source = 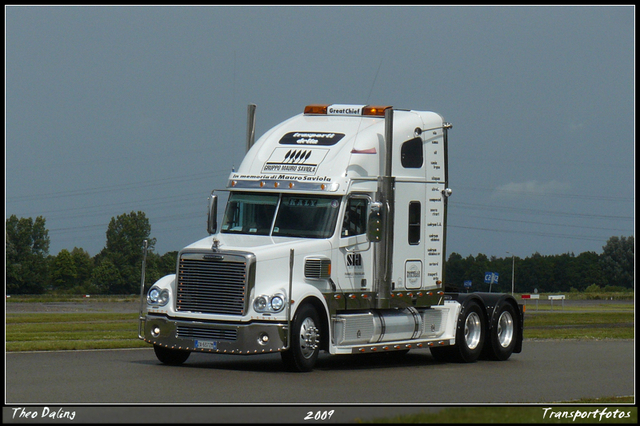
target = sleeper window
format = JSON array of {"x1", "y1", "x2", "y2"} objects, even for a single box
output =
[
  {"x1": 408, "y1": 201, "x2": 421, "y2": 245},
  {"x1": 401, "y1": 137, "x2": 423, "y2": 168}
]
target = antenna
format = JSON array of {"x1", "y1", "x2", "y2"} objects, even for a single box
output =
[{"x1": 366, "y1": 59, "x2": 383, "y2": 104}]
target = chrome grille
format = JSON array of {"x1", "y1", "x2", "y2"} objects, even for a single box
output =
[
  {"x1": 176, "y1": 325, "x2": 237, "y2": 341},
  {"x1": 176, "y1": 254, "x2": 248, "y2": 315}
]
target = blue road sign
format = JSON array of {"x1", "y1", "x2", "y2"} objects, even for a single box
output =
[
  {"x1": 484, "y1": 272, "x2": 499, "y2": 284},
  {"x1": 464, "y1": 280, "x2": 472, "y2": 288}
]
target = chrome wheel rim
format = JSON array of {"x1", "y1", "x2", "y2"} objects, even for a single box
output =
[
  {"x1": 299, "y1": 317, "x2": 319, "y2": 359},
  {"x1": 497, "y1": 311, "x2": 514, "y2": 348},
  {"x1": 464, "y1": 312, "x2": 482, "y2": 350}
]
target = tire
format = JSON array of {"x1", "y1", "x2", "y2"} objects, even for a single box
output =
[
  {"x1": 153, "y1": 345, "x2": 191, "y2": 366},
  {"x1": 483, "y1": 301, "x2": 518, "y2": 361},
  {"x1": 432, "y1": 300, "x2": 485, "y2": 363},
  {"x1": 281, "y1": 304, "x2": 321, "y2": 372}
]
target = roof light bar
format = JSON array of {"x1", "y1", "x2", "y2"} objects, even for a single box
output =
[{"x1": 304, "y1": 104, "x2": 392, "y2": 117}]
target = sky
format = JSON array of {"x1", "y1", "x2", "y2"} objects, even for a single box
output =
[{"x1": 5, "y1": 5, "x2": 635, "y2": 260}]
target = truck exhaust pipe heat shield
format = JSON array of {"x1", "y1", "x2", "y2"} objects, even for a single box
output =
[{"x1": 374, "y1": 108, "x2": 395, "y2": 309}]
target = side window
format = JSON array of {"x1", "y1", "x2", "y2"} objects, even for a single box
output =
[
  {"x1": 401, "y1": 137, "x2": 423, "y2": 168},
  {"x1": 408, "y1": 201, "x2": 421, "y2": 245},
  {"x1": 341, "y1": 197, "x2": 369, "y2": 237}
]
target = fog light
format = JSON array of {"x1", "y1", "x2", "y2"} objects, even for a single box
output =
[
  {"x1": 151, "y1": 326, "x2": 161, "y2": 337},
  {"x1": 258, "y1": 333, "x2": 269, "y2": 345}
]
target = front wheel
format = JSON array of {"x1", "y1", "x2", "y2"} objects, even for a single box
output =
[
  {"x1": 483, "y1": 301, "x2": 518, "y2": 361},
  {"x1": 153, "y1": 345, "x2": 191, "y2": 365},
  {"x1": 281, "y1": 304, "x2": 321, "y2": 372}
]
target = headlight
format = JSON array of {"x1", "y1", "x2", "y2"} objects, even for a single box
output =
[
  {"x1": 158, "y1": 290, "x2": 169, "y2": 306},
  {"x1": 253, "y1": 294, "x2": 286, "y2": 313},
  {"x1": 270, "y1": 295, "x2": 284, "y2": 312},
  {"x1": 147, "y1": 287, "x2": 169, "y2": 307},
  {"x1": 147, "y1": 288, "x2": 160, "y2": 304},
  {"x1": 253, "y1": 296, "x2": 268, "y2": 312}
]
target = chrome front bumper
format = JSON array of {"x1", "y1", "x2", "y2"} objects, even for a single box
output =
[{"x1": 141, "y1": 314, "x2": 289, "y2": 355}]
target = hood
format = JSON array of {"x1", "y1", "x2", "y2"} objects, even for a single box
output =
[{"x1": 181, "y1": 233, "x2": 333, "y2": 262}]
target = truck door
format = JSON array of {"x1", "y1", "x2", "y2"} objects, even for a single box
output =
[
  {"x1": 393, "y1": 182, "x2": 429, "y2": 290},
  {"x1": 335, "y1": 195, "x2": 374, "y2": 295}
]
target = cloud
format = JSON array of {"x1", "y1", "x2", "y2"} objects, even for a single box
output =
[{"x1": 492, "y1": 180, "x2": 571, "y2": 199}]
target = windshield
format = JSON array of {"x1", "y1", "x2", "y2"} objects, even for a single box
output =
[
  {"x1": 221, "y1": 193, "x2": 278, "y2": 235},
  {"x1": 221, "y1": 192, "x2": 341, "y2": 239},
  {"x1": 273, "y1": 195, "x2": 341, "y2": 238}
]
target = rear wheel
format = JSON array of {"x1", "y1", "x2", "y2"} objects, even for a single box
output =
[
  {"x1": 153, "y1": 345, "x2": 191, "y2": 365},
  {"x1": 483, "y1": 301, "x2": 518, "y2": 361},
  {"x1": 431, "y1": 300, "x2": 485, "y2": 363},
  {"x1": 281, "y1": 304, "x2": 321, "y2": 372}
]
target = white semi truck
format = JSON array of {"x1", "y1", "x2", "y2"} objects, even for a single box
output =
[{"x1": 138, "y1": 104, "x2": 524, "y2": 372}]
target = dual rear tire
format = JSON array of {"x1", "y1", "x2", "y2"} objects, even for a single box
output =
[
  {"x1": 483, "y1": 301, "x2": 518, "y2": 361},
  {"x1": 430, "y1": 299, "x2": 518, "y2": 363}
]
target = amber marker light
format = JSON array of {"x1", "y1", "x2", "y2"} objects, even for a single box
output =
[
  {"x1": 304, "y1": 104, "x2": 329, "y2": 114},
  {"x1": 362, "y1": 105, "x2": 391, "y2": 116}
]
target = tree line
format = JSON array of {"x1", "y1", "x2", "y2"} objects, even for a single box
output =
[
  {"x1": 5, "y1": 213, "x2": 635, "y2": 295},
  {"x1": 444, "y1": 236, "x2": 634, "y2": 294},
  {"x1": 6, "y1": 212, "x2": 176, "y2": 295}
]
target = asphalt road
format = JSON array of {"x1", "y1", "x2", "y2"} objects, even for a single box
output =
[{"x1": 5, "y1": 339, "x2": 635, "y2": 423}]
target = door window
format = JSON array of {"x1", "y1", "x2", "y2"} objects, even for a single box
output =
[{"x1": 341, "y1": 197, "x2": 369, "y2": 237}]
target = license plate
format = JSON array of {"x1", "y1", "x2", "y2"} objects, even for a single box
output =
[{"x1": 195, "y1": 340, "x2": 217, "y2": 350}]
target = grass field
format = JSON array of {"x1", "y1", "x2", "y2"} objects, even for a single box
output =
[
  {"x1": 5, "y1": 312, "x2": 148, "y2": 351},
  {"x1": 5, "y1": 295, "x2": 634, "y2": 351}
]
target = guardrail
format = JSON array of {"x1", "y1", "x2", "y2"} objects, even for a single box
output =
[
  {"x1": 548, "y1": 294, "x2": 565, "y2": 310},
  {"x1": 521, "y1": 294, "x2": 566, "y2": 310},
  {"x1": 521, "y1": 293, "x2": 540, "y2": 310}
]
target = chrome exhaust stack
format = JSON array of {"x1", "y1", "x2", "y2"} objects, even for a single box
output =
[
  {"x1": 374, "y1": 108, "x2": 395, "y2": 309},
  {"x1": 246, "y1": 103, "x2": 257, "y2": 152}
]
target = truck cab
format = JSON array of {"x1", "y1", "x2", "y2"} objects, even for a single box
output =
[{"x1": 139, "y1": 104, "x2": 523, "y2": 371}]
